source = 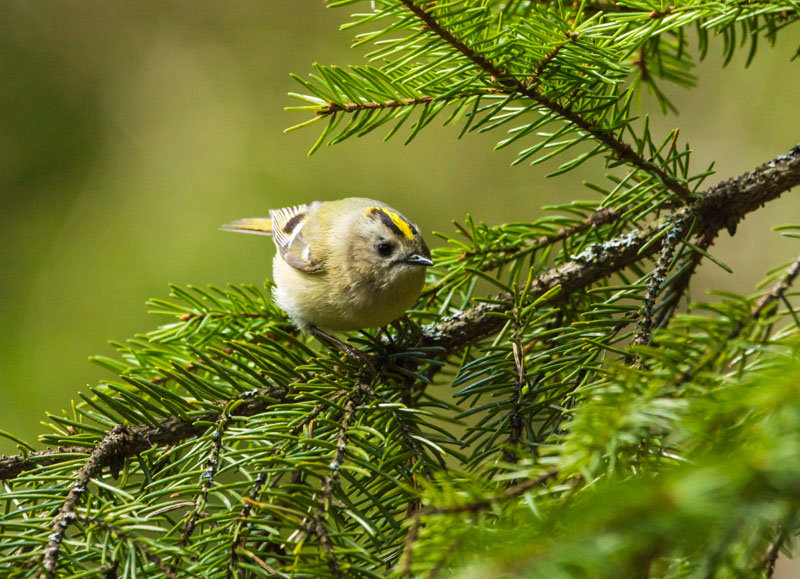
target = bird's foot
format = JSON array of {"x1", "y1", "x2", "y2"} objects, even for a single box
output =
[
  {"x1": 393, "y1": 316, "x2": 423, "y2": 347},
  {"x1": 309, "y1": 326, "x2": 376, "y2": 374}
]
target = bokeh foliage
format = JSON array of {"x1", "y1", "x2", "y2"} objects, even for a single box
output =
[{"x1": 2, "y1": 1, "x2": 800, "y2": 577}]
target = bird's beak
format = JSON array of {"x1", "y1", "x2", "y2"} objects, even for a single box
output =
[{"x1": 403, "y1": 253, "x2": 435, "y2": 267}]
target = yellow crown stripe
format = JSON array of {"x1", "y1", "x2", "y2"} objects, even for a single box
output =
[{"x1": 365, "y1": 207, "x2": 415, "y2": 239}]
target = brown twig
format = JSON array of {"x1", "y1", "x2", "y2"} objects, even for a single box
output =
[
  {"x1": 525, "y1": 31, "x2": 579, "y2": 89},
  {"x1": 506, "y1": 337, "x2": 527, "y2": 462},
  {"x1": 651, "y1": 229, "x2": 718, "y2": 331},
  {"x1": 0, "y1": 446, "x2": 92, "y2": 481},
  {"x1": 752, "y1": 255, "x2": 800, "y2": 320},
  {"x1": 178, "y1": 311, "x2": 274, "y2": 322},
  {"x1": 312, "y1": 393, "x2": 360, "y2": 578}
]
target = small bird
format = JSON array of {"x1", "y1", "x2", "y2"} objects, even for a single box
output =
[{"x1": 222, "y1": 198, "x2": 434, "y2": 337}]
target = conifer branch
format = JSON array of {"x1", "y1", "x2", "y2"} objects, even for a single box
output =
[
  {"x1": 506, "y1": 336, "x2": 527, "y2": 461},
  {"x1": 422, "y1": 144, "x2": 800, "y2": 351},
  {"x1": 40, "y1": 425, "x2": 132, "y2": 577},
  {"x1": 298, "y1": 389, "x2": 364, "y2": 578},
  {"x1": 421, "y1": 469, "x2": 559, "y2": 516},
  {"x1": 227, "y1": 393, "x2": 344, "y2": 577},
  {"x1": 75, "y1": 515, "x2": 178, "y2": 579},
  {"x1": 1, "y1": 147, "x2": 799, "y2": 489},
  {"x1": 422, "y1": 206, "x2": 621, "y2": 300},
  {"x1": 651, "y1": 229, "x2": 718, "y2": 331},
  {"x1": 315, "y1": 91, "x2": 498, "y2": 116},
  {"x1": 181, "y1": 412, "x2": 229, "y2": 545},
  {"x1": 752, "y1": 254, "x2": 800, "y2": 320},
  {"x1": 631, "y1": 220, "x2": 685, "y2": 351},
  {"x1": 2, "y1": 385, "x2": 288, "y2": 481},
  {"x1": 312, "y1": 510, "x2": 342, "y2": 579},
  {"x1": 396, "y1": 0, "x2": 694, "y2": 202},
  {"x1": 525, "y1": 35, "x2": 575, "y2": 89},
  {"x1": 29, "y1": 386, "x2": 285, "y2": 576},
  {"x1": 381, "y1": 392, "x2": 435, "y2": 477},
  {"x1": 459, "y1": 207, "x2": 620, "y2": 262},
  {"x1": 763, "y1": 527, "x2": 788, "y2": 578},
  {"x1": 0, "y1": 446, "x2": 92, "y2": 481},
  {"x1": 675, "y1": 250, "x2": 800, "y2": 389},
  {"x1": 401, "y1": 469, "x2": 559, "y2": 574},
  {"x1": 177, "y1": 311, "x2": 275, "y2": 322}
]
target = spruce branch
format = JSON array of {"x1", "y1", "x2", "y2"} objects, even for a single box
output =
[
  {"x1": 631, "y1": 219, "x2": 685, "y2": 351},
  {"x1": 2, "y1": 385, "x2": 288, "y2": 482},
  {"x1": 25, "y1": 386, "x2": 285, "y2": 576},
  {"x1": 180, "y1": 411, "x2": 229, "y2": 545},
  {"x1": 455, "y1": 206, "x2": 620, "y2": 264},
  {"x1": 525, "y1": 34, "x2": 575, "y2": 89},
  {"x1": 451, "y1": 355, "x2": 800, "y2": 576},
  {"x1": 40, "y1": 425, "x2": 132, "y2": 577},
  {"x1": 287, "y1": 384, "x2": 367, "y2": 577},
  {"x1": 379, "y1": 391, "x2": 436, "y2": 477},
  {"x1": 400, "y1": 469, "x2": 559, "y2": 574},
  {"x1": 421, "y1": 205, "x2": 623, "y2": 305},
  {"x1": 74, "y1": 515, "x2": 179, "y2": 579},
  {"x1": 0, "y1": 446, "x2": 93, "y2": 481},
  {"x1": 506, "y1": 337, "x2": 527, "y2": 459},
  {"x1": 651, "y1": 228, "x2": 718, "y2": 331},
  {"x1": 371, "y1": 0, "x2": 695, "y2": 202},
  {"x1": 763, "y1": 527, "x2": 788, "y2": 578},
  {"x1": 227, "y1": 392, "x2": 345, "y2": 577},
  {"x1": 314, "y1": 90, "x2": 499, "y2": 116},
  {"x1": 752, "y1": 254, "x2": 800, "y2": 321},
  {"x1": 422, "y1": 143, "x2": 800, "y2": 351},
  {"x1": 674, "y1": 251, "x2": 800, "y2": 389},
  {"x1": 1, "y1": 146, "x2": 799, "y2": 488}
]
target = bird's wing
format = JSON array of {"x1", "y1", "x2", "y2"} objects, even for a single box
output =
[{"x1": 269, "y1": 201, "x2": 324, "y2": 273}]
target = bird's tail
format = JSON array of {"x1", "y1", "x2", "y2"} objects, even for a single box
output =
[{"x1": 220, "y1": 217, "x2": 273, "y2": 236}]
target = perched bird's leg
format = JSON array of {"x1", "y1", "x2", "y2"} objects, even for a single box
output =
[
  {"x1": 373, "y1": 326, "x2": 393, "y2": 347},
  {"x1": 396, "y1": 316, "x2": 423, "y2": 346},
  {"x1": 309, "y1": 326, "x2": 376, "y2": 373}
]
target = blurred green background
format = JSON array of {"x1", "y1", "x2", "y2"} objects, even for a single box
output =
[{"x1": 1, "y1": 1, "x2": 799, "y2": 456}]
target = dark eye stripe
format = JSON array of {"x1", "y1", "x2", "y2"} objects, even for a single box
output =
[{"x1": 282, "y1": 212, "x2": 306, "y2": 235}]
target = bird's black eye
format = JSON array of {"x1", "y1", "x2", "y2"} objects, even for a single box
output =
[{"x1": 376, "y1": 241, "x2": 394, "y2": 257}]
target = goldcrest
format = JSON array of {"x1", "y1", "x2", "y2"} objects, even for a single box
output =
[{"x1": 223, "y1": 198, "x2": 434, "y2": 332}]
